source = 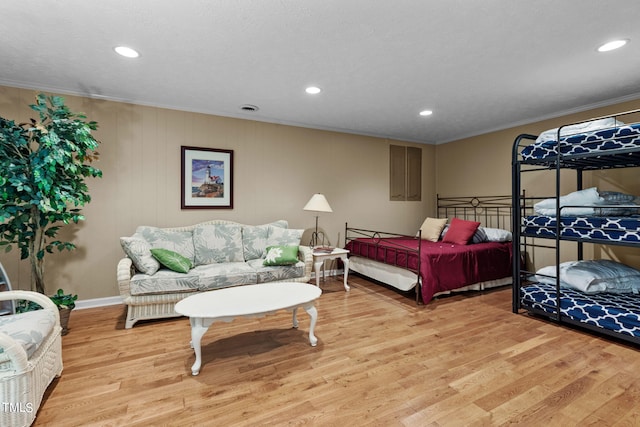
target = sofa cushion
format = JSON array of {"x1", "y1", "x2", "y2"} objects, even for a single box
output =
[
  {"x1": 193, "y1": 263, "x2": 258, "y2": 291},
  {"x1": 193, "y1": 224, "x2": 244, "y2": 265},
  {"x1": 242, "y1": 221, "x2": 289, "y2": 261},
  {"x1": 120, "y1": 235, "x2": 161, "y2": 275},
  {"x1": 129, "y1": 270, "x2": 200, "y2": 296},
  {"x1": 241, "y1": 224, "x2": 270, "y2": 261},
  {"x1": 267, "y1": 227, "x2": 303, "y2": 247},
  {"x1": 136, "y1": 226, "x2": 196, "y2": 264},
  {"x1": 150, "y1": 248, "x2": 193, "y2": 273},
  {"x1": 247, "y1": 258, "x2": 306, "y2": 283},
  {"x1": 0, "y1": 309, "x2": 56, "y2": 359}
]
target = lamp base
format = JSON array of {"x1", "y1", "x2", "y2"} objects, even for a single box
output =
[{"x1": 309, "y1": 230, "x2": 328, "y2": 247}]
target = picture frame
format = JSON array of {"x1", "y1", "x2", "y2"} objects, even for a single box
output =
[{"x1": 181, "y1": 146, "x2": 234, "y2": 209}]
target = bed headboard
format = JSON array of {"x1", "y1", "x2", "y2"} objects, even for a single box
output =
[{"x1": 437, "y1": 194, "x2": 513, "y2": 230}]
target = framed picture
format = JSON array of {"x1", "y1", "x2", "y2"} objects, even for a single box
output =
[{"x1": 181, "y1": 146, "x2": 234, "y2": 209}]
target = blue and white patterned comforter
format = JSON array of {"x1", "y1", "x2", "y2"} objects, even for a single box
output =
[
  {"x1": 521, "y1": 283, "x2": 640, "y2": 338},
  {"x1": 522, "y1": 215, "x2": 640, "y2": 243},
  {"x1": 521, "y1": 122, "x2": 640, "y2": 161}
]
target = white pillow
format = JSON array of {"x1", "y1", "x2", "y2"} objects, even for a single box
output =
[
  {"x1": 535, "y1": 118, "x2": 625, "y2": 144},
  {"x1": 536, "y1": 260, "x2": 640, "y2": 294},
  {"x1": 534, "y1": 187, "x2": 603, "y2": 216}
]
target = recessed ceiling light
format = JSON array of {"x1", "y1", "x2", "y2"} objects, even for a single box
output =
[
  {"x1": 305, "y1": 86, "x2": 322, "y2": 95},
  {"x1": 419, "y1": 110, "x2": 433, "y2": 117},
  {"x1": 597, "y1": 39, "x2": 628, "y2": 52},
  {"x1": 114, "y1": 46, "x2": 140, "y2": 58}
]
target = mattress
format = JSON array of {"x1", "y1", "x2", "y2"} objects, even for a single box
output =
[
  {"x1": 348, "y1": 256, "x2": 511, "y2": 295},
  {"x1": 520, "y1": 283, "x2": 640, "y2": 338},
  {"x1": 522, "y1": 215, "x2": 640, "y2": 243},
  {"x1": 521, "y1": 122, "x2": 640, "y2": 161}
]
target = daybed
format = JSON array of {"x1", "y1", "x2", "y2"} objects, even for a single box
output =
[
  {"x1": 0, "y1": 290, "x2": 63, "y2": 427},
  {"x1": 512, "y1": 108, "x2": 640, "y2": 344},
  {"x1": 345, "y1": 195, "x2": 514, "y2": 304},
  {"x1": 117, "y1": 219, "x2": 313, "y2": 328}
]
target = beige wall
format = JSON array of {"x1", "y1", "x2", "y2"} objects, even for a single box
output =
[
  {"x1": 2, "y1": 84, "x2": 639, "y2": 300},
  {"x1": 0, "y1": 86, "x2": 436, "y2": 299}
]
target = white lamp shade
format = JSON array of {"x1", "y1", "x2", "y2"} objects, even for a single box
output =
[{"x1": 303, "y1": 193, "x2": 333, "y2": 213}]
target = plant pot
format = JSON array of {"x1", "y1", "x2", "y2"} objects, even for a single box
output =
[{"x1": 58, "y1": 307, "x2": 72, "y2": 336}]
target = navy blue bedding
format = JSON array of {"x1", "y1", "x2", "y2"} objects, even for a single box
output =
[
  {"x1": 522, "y1": 215, "x2": 640, "y2": 243},
  {"x1": 521, "y1": 283, "x2": 640, "y2": 338},
  {"x1": 521, "y1": 122, "x2": 640, "y2": 161}
]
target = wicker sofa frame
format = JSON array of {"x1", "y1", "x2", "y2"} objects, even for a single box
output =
[{"x1": 117, "y1": 219, "x2": 314, "y2": 329}]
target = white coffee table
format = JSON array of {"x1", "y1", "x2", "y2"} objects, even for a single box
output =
[{"x1": 174, "y1": 282, "x2": 322, "y2": 375}]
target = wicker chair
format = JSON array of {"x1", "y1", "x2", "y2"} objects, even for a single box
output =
[{"x1": 0, "y1": 291, "x2": 63, "y2": 427}]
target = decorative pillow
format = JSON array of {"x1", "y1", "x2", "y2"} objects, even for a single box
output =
[
  {"x1": 150, "y1": 248, "x2": 193, "y2": 274},
  {"x1": 242, "y1": 221, "x2": 288, "y2": 261},
  {"x1": 440, "y1": 225, "x2": 487, "y2": 243},
  {"x1": 267, "y1": 226, "x2": 303, "y2": 247},
  {"x1": 482, "y1": 227, "x2": 512, "y2": 242},
  {"x1": 442, "y1": 218, "x2": 481, "y2": 245},
  {"x1": 136, "y1": 226, "x2": 195, "y2": 264},
  {"x1": 269, "y1": 220, "x2": 289, "y2": 229},
  {"x1": 263, "y1": 245, "x2": 300, "y2": 266},
  {"x1": 120, "y1": 235, "x2": 161, "y2": 275},
  {"x1": 536, "y1": 259, "x2": 640, "y2": 294},
  {"x1": 193, "y1": 224, "x2": 244, "y2": 265},
  {"x1": 419, "y1": 217, "x2": 447, "y2": 242}
]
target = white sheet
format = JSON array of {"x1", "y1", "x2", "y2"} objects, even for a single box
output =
[{"x1": 348, "y1": 256, "x2": 511, "y2": 296}]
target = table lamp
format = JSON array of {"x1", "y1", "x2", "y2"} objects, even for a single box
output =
[{"x1": 303, "y1": 193, "x2": 333, "y2": 247}]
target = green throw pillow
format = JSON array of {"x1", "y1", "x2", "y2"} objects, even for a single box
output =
[
  {"x1": 263, "y1": 245, "x2": 299, "y2": 266},
  {"x1": 150, "y1": 248, "x2": 193, "y2": 273}
]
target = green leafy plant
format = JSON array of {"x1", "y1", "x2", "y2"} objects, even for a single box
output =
[
  {"x1": 15, "y1": 288, "x2": 78, "y2": 313},
  {"x1": 49, "y1": 288, "x2": 78, "y2": 310},
  {"x1": 0, "y1": 93, "x2": 102, "y2": 294},
  {"x1": 15, "y1": 298, "x2": 42, "y2": 313}
]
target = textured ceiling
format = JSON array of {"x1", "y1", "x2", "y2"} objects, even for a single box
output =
[{"x1": 2, "y1": 0, "x2": 640, "y2": 144}]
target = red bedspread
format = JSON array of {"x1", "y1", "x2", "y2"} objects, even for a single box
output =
[{"x1": 345, "y1": 237, "x2": 513, "y2": 303}]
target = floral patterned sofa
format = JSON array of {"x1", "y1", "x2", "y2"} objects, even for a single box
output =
[{"x1": 117, "y1": 219, "x2": 312, "y2": 328}]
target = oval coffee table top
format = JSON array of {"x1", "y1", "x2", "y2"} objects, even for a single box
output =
[{"x1": 174, "y1": 282, "x2": 322, "y2": 318}]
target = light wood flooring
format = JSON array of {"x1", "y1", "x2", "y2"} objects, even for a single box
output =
[{"x1": 35, "y1": 275, "x2": 640, "y2": 426}]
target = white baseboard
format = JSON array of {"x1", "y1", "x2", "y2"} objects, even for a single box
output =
[{"x1": 75, "y1": 296, "x2": 123, "y2": 310}]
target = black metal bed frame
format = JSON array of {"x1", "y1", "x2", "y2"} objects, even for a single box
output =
[
  {"x1": 511, "y1": 108, "x2": 640, "y2": 346},
  {"x1": 345, "y1": 194, "x2": 514, "y2": 304}
]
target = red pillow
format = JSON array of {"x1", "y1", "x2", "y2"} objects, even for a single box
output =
[{"x1": 442, "y1": 218, "x2": 481, "y2": 245}]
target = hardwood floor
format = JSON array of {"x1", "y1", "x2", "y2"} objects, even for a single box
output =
[{"x1": 35, "y1": 276, "x2": 640, "y2": 426}]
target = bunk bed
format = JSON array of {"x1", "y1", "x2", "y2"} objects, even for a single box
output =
[
  {"x1": 512, "y1": 109, "x2": 640, "y2": 345},
  {"x1": 344, "y1": 195, "x2": 514, "y2": 304}
]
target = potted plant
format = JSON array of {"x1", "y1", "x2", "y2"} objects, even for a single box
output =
[
  {"x1": 49, "y1": 289, "x2": 78, "y2": 335},
  {"x1": 0, "y1": 93, "x2": 101, "y2": 303}
]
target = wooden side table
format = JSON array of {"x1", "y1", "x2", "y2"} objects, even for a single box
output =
[{"x1": 312, "y1": 248, "x2": 350, "y2": 291}]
